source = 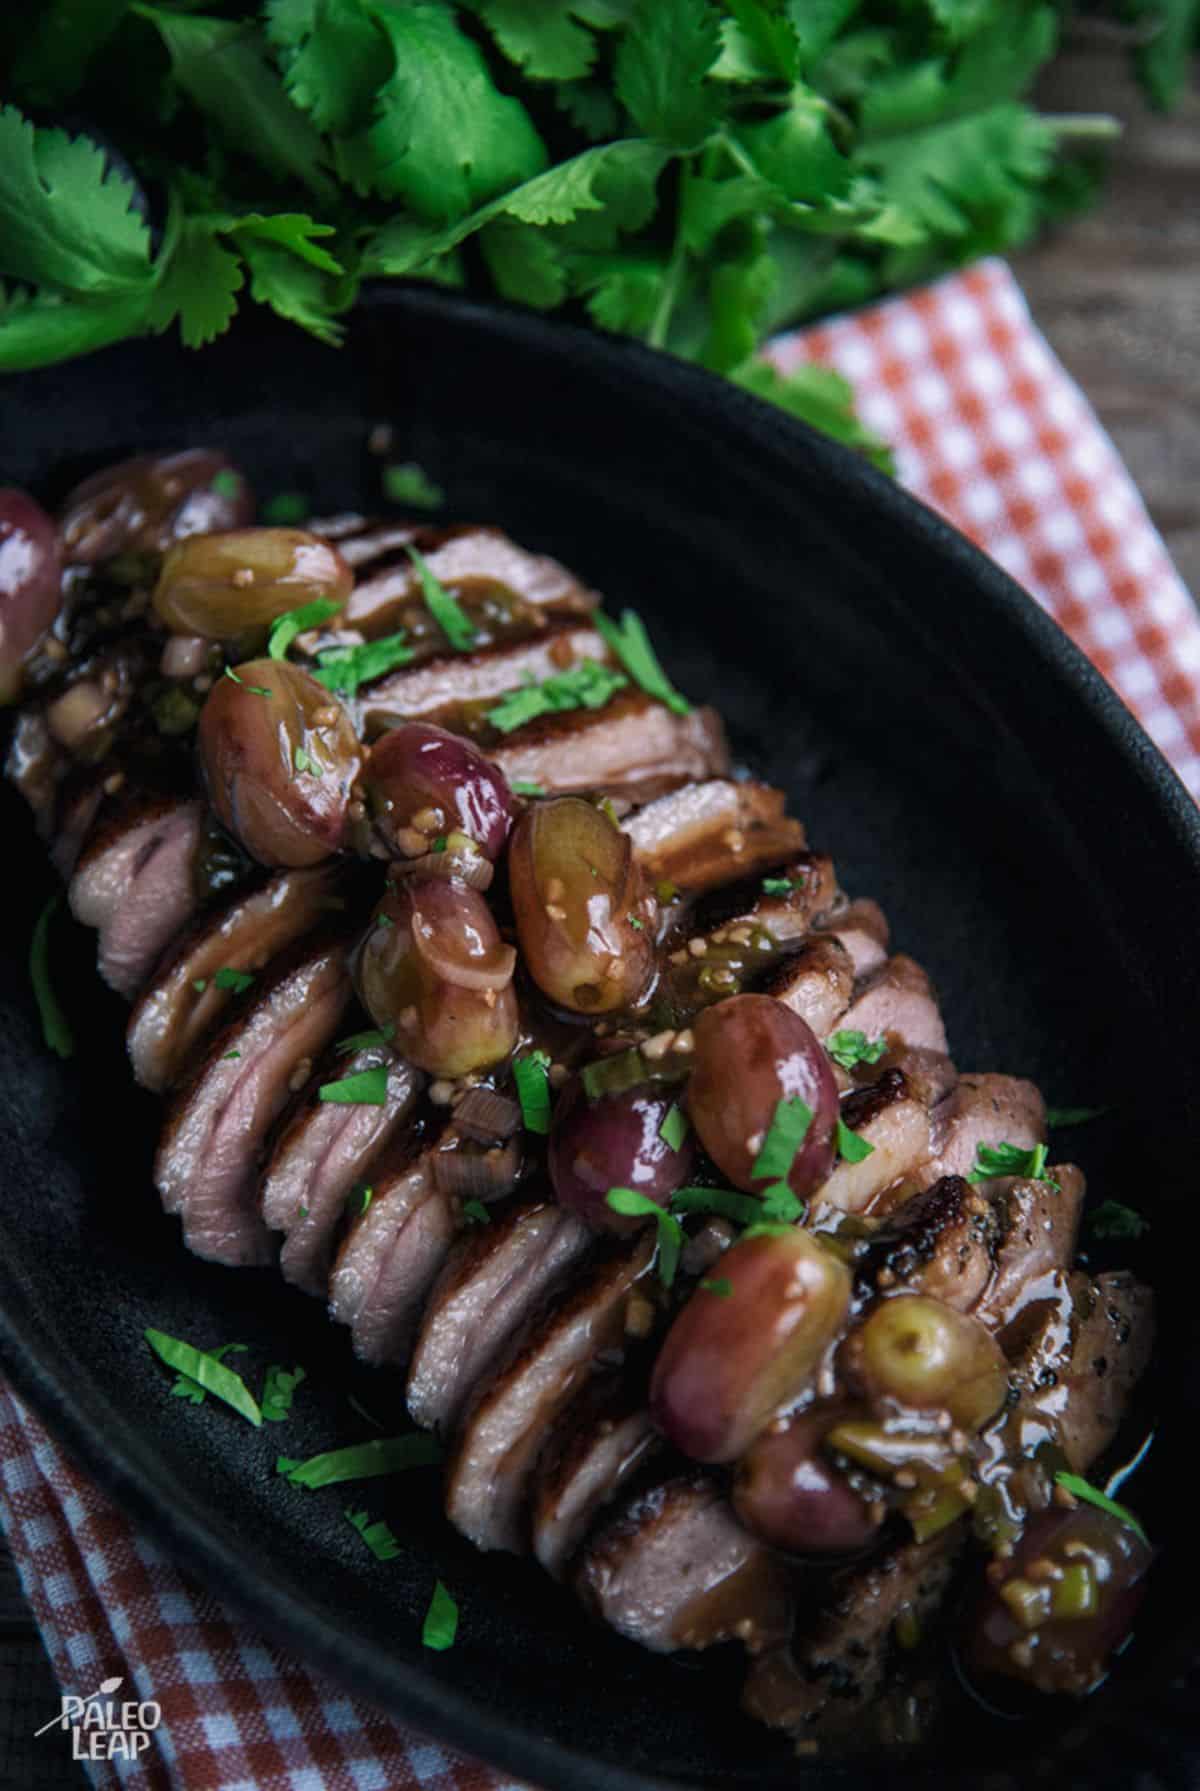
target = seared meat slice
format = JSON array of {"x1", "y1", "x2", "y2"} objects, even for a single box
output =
[
  {"x1": 920, "y1": 1072, "x2": 1045, "y2": 1186},
  {"x1": 817, "y1": 1072, "x2": 931, "y2": 1214},
  {"x1": 835, "y1": 955, "x2": 949, "y2": 1063},
  {"x1": 127, "y1": 863, "x2": 345, "y2": 1091},
  {"x1": 360, "y1": 622, "x2": 608, "y2": 731},
  {"x1": 623, "y1": 781, "x2": 806, "y2": 896},
  {"x1": 6, "y1": 708, "x2": 63, "y2": 839},
  {"x1": 51, "y1": 767, "x2": 111, "y2": 878},
  {"x1": 70, "y1": 795, "x2": 204, "y2": 996},
  {"x1": 444, "y1": 1235, "x2": 653, "y2": 1552},
  {"x1": 742, "y1": 1527, "x2": 962, "y2": 1741},
  {"x1": 327, "y1": 1125, "x2": 461, "y2": 1365},
  {"x1": 320, "y1": 519, "x2": 420, "y2": 568},
  {"x1": 814, "y1": 897, "x2": 890, "y2": 980},
  {"x1": 688, "y1": 850, "x2": 838, "y2": 946},
  {"x1": 855, "y1": 1176, "x2": 998, "y2": 1313},
  {"x1": 976, "y1": 1163, "x2": 1085, "y2": 1328},
  {"x1": 490, "y1": 692, "x2": 729, "y2": 801},
  {"x1": 346, "y1": 524, "x2": 596, "y2": 633},
  {"x1": 577, "y1": 1474, "x2": 793, "y2": 1655},
  {"x1": 262, "y1": 1046, "x2": 424, "y2": 1297},
  {"x1": 532, "y1": 1375, "x2": 663, "y2": 1577},
  {"x1": 155, "y1": 934, "x2": 351, "y2": 1266},
  {"x1": 760, "y1": 933, "x2": 855, "y2": 1039},
  {"x1": 407, "y1": 1198, "x2": 592, "y2": 1434}
]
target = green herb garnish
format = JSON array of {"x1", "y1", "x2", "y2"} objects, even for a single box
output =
[
  {"x1": 345, "y1": 1509, "x2": 402, "y2": 1562},
  {"x1": 1088, "y1": 1200, "x2": 1149, "y2": 1241},
  {"x1": 29, "y1": 893, "x2": 72, "y2": 1059},
  {"x1": 353, "y1": 1184, "x2": 374, "y2": 1217},
  {"x1": 593, "y1": 609, "x2": 689, "y2": 716},
  {"x1": 462, "y1": 1199, "x2": 491, "y2": 1225},
  {"x1": 223, "y1": 1050, "x2": 241, "y2": 1060},
  {"x1": 408, "y1": 545, "x2": 476, "y2": 650},
  {"x1": 319, "y1": 1066, "x2": 389, "y2": 1106},
  {"x1": 262, "y1": 1364, "x2": 306, "y2": 1422},
  {"x1": 672, "y1": 1185, "x2": 762, "y2": 1227},
  {"x1": 213, "y1": 966, "x2": 255, "y2": 993},
  {"x1": 169, "y1": 1342, "x2": 246, "y2": 1406},
  {"x1": 193, "y1": 978, "x2": 208, "y2": 992},
  {"x1": 513, "y1": 1051, "x2": 552, "y2": 1135},
  {"x1": 277, "y1": 1434, "x2": 442, "y2": 1489},
  {"x1": 334, "y1": 1023, "x2": 396, "y2": 1056},
  {"x1": 485, "y1": 661, "x2": 628, "y2": 735},
  {"x1": 146, "y1": 1329, "x2": 261, "y2": 1427},
  {"x1": 751, "y1": 1096, "x2": 813, "y2": 1185},
  {"x1": 268, "y1": 595, "x2": 343, "y2": 661},
  {"x1": 261, "y1": 491, "x2": 308, "y2": 524},
  {"x1": 700, "y1": 1277, "x2": 732, "y2": 1297},
  {"x1": 422, "y1": 1579, "x2": 459, "y2": 1651},
  {"x1": 1046, "y1": 1105, "x2": 1107, "y2": 1128},
  {"x1": 659, "y1": 1104, "x2": 689, "y2": 1152},
  {"x1": 383, "y1": 463, "x2": 444, "y2": 510},
  {"x1": 605, "y1": 1188, "x2": 683, "y2": 1289},
  {"x1": 511, "y1": 780, "x2": 545, "y2": 797},
  {"x1": 967, "y1": 1141, "x2": 1057, "y2": 1186},
  {"x1": 759, "y1": 1183, "x2": 806, "y2": 1224},
  {"x1": 211, "y1": 470, "x2": 241, "y2": 500},
  {"x1": 825, "y1": 1030, "x2": 889, "y2": 1073},
  {"x1": 1054, "y1": 1472, "x2": 1148, "y2": 1543},
  {"x1": 312, "y1": 632, "x2": 414, "y2": 698},
  {"x1": 224, "y1": 665, "x2": 273, "y2": 696},
  {"x1": 835, "y1": 1116, "x2": 874, "y2": 1164}
]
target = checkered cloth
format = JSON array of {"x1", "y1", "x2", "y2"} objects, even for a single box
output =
[{"x1": 0, "y1": 258, "x2": 1195, "y2": 1791}]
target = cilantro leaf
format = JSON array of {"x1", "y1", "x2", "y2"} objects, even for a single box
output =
[
  {"x1": 147, "y1": 217, "x2": 244, "y2": 349},
  {"x1": 354, "y1": 2, "x2": 547, "y2": 221},
  {"x1": 593, "y1": 609, "x2": 690, "y2": 714},
  {"x1": 614, "y1": 0, "x2": 723, "y2": 145},
  {"x1": 408, "y1": 545, "x2": 477, "y2": 650},
  {"x1": 146, "y1": 1329, "x2": 262, "y2": 1427},
  {"x1": 513, "y1": 1051, "x2": 553, "y2": 1135},
  {"x1": 262, "y1": 1363, "x2": 306, "y2": 1422},
  {"x1": 731, "y1": 360, "x2": 895, "y2": 474},
  {"x1": 345, "y1": 1507, "x2": 403, "y2": 1560},
  {"x1": 0, "y1": 106, "x2": 153, "y2": 295},
  {"x1": 825, "y1": 1029, "x2": 888, "y2": 1072},
  {"x1": 241, "y1": 237, "x2": 348, "y2": 347},
  {"x1": 481, "y1": 219, "x2": 570, "y2": 310},
  {"x1": 268, "y1": 595, "x2": 344, "y2": 660},
  {"x1": 659, "y1": 1103, "x2": 689, "y2": 1151},
  {"x1": 1045, "y1": 1104, "x2": 1106, "y2": 1128},
  {"x1": 266, "y1": 0, "x2": 390, "y2": 135},
  {"x1": 383, "y1": 462, "x2": 444, "y2": 509},
  {"x1": 1088, "y1": 1201, "x2": 1150, "y2": 1242},
  {"x1": 474, "y1": 0, "x2": 599, "y2": 81},
  {"x1": 278, "y1": 1435, "x2": 441, "y2": 1487},
  {"x1": 312, "y1": 632, "x2": 414, "y2": 696},
  {"x1": 485, "y1": 660, "x2": 628, "y2": 733}
]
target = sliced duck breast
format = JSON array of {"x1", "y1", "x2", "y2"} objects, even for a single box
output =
[
  {"x1": 817, "y1": 1071, "x2": 932, "y2": 1214},
  {"x1": 623, "y1": 780, "x2": 807, "y2": 896},
  {"x1": 532, "y1": 1375, "x2": 662, "y2": 1578},
  {"x1": 328, "y1": 1125, "x2": 464, "y2": 1365},
  {"x1": 406, "y1": 1199, "x2": 592, "y2": 1435},
  {"x1": 920, "y1": 1071, "x2": 1045, "y2": 1186},
  {"x1": 155, "y1": 933, "x2": 351, "y2": 1266},
  {"x1": 489, "y1": 691, "x2": 729, "y2": 801},
  {"x1": 262, "y1": 1045, "x2": 425, "y2": 1297},
  {"x1": 577, "y1": 1474, "x2": 794, "y2": 1655},
  {"x1": 70, "y1": 795, "x2": 205, "y2": 996},
  {"x1": 444, "y1": 1235, "x2": 653, "y2": 1552},
  {"x1": 760, "y1": 933, "x2": 855, "y2": 1039},
  {"x1": 814, "y1": 896, "x2": 890, "y2": 980},
  {"x1": 361, "y1": 622, "x2": 608, "y2": 730},
  {"x1": 346, "y1": 525, "x2": 596, "y2": 634},
  {"x1": 127, "y1": 863, "x2": 346, "y2": 1091}
]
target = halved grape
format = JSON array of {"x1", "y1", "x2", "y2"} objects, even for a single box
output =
[
  {"x1": 366, "y1": 722, "x2": 513, "y2": 861},
  {"x1": 59, "y1": 450, "x2": 253, "y2": 563},
  {"x1": 198, "y1": 658, "x2": 361, "y2": 866},
  {"x1": 0, "y1": 488, "x2": 62, "y2": 702},
  {"x1": 650, "y1": 1228, "x2": 851, "y2": 1462},
  {"x1": 687, "y1": 995, "x2": 837, "y2": 1197},
  {"x1": 154, "y1": 528, "x2": 352, "y2": 638},
  {"x1": 734, "y1": 1406, "x2": 883, "y2": 1556},
  {"x1": 548, "y1": 1075, "x2": 694, "y2": 1230},
  {"x1": 843, "y1": 1295, "x2": 1009, "y2": 1431}
]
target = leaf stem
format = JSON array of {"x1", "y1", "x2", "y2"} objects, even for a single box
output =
[{"x1": 646, "y1": 161, "x2": 690, "y2": 351}]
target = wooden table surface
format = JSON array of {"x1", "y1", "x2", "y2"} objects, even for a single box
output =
[{"x1": 0, "y1": 23, "x2": 1195, "y2": 1787}]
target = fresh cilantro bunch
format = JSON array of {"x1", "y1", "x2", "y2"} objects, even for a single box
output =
[{"x1": 0, "y1": 1, "x2": 1191, "y2": 465}]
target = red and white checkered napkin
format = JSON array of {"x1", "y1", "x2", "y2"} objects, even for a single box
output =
[{"x1": 1, "y1": 257, "x2": 1197, "y2": 1791}]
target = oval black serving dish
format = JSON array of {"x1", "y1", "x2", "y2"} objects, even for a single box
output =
[{"x1": 0, "y1": 287, "x2": 1196, "y2": 1791}]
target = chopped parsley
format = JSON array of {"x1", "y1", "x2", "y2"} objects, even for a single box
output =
[
  {"x1": 319, "y1": 1066, "x2": 389, "y2": 1105},
  {"x1": 294, "y1": 746, "x2": 312, "y2": 774},
  {"x1": 511, "y1": 779, "x2": 545, "y2": 797},
  {"x1": 751, "y1": 1096, "x2": 813, "y2": 1186},
  {"x1": 29, "y1": 893, "x2": 72, "y2": 1059},
  {"x1": 759, "y1": 1183, "x2": 806, "y2": 1224},
  {"x1": 422, "y1": 1579, "x2": 459, "y2": 1651},
  {"x1": 345, "y1": 1508, "x2": 402, "y2": 1562},
  {"x1": 431, "y1": 835, "x2": 447, "y2": 853},
  {"x1": 1088, "y1": 1200, "x2": 1149, "y2": 1241},
  {"x1": 593, "y1": 609, "x2": 689, "y2": 716},
  {"x1": 145, "y1": 1329, "x2": 261, "y2": 1427},
  {"x1": 277, "y1": 1434, "x2": 442, "y2": 1489},
  {"x1": 224, "y1": 665, "x2": 272, "y2": 697},
  {"x1": 312, "y1": 632, "x2": 414, "y2": 698},
  {"x1": 1046, "y1": 1105, "x2": 1107, "y2": 1128},
  {"x1": 261, "y1": 491, "x2": 309, "y2": 525},
  {"x1": 1054, "y1": 1472, "x2": 1147, "y2": 1543},
  {"x1": 222, "y1": 1050, "x2": 241, "y2": 1061},
  {"x1": 462, "y1": 1199, "x2": 491, "y2": 1225},
  {"x1": 659, "y1": 1104, "x2": 689, "y2": 1152},
  {"x1": 193, "y1": 978, "x2": 208, "y2": 992},
  {"x1": 383, "y1": 462, "x2": 444, "y2": 510},
  {"x1": 352, "y1": 1184, "x2": 374, "y2": 1217},
  {"x1": 408, "y1": 545, "x2": 476, "y2": 650},
  {"x1": 267, "y1": 595, "x2": 343, "y2": 660},
  {"x1": 835, "y1": 1116, "x2": 874, "y2": 1165},
  {"x1": 262, "y1": 1364, "x2": 306, "y2": 1422},
  {"x1": 485, "y1": 660, "x2": 628, "y2": 735},
  {"x1": 213, "y1": 966, "x2": 255, "y2": 993},
  {"x1": 967, "y1": 1141, "x2": 1057, "y2": 1186},
  {"x1": 335, "y1": 1024, "x2": 396, "y2": 1056},
  {"x1": 210, "y1": 470, "x2": 242, "y2": 500},
  {"x1": 762, "y1": 874, "x2": 807, "y2": 897},
  {"x1": 700, "y1": 1277, "x2": 732, "y2": 1297},
  {"x1": 672, "y1": 1185, "x2": 762, "y2": 1227},
  {"x1": 605, "y1": 1187, "x2": 683, "y2": 1289},
  {"x1": 168, "y1": 1341, "x2": 246, "y2": 1406},
  {"x1": 825, "y1": 1030, "x2": 889, "y2": 1073},
  {"x1": 513, "y1": 1051, "x2": 552, "y2": 1135}
]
